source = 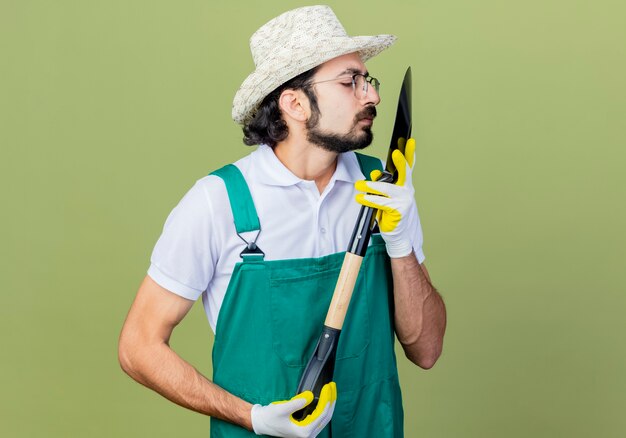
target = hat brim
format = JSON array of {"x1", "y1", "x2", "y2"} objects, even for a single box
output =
[{"x1": 232, "y1": 34, "x2": 397, "y2": 124}]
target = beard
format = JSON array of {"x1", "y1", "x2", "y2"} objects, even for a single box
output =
[{"x1": 306, "y1": 106, "x2": 376, "y2": 153}]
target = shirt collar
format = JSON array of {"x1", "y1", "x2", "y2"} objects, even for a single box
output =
[{"x1": 251, "y1": 144, "x2": 366, "y2": 186}]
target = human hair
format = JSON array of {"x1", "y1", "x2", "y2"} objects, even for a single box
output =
[{"x1": 242, "y1": 67, "x2": 320, "y2": 147}]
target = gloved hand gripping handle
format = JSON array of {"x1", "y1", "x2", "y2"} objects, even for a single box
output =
[{"x1": 347, "y1": 171, "x2": 394, "y2": 256}]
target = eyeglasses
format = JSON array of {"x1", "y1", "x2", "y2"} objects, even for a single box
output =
[{"x1": 310, "y1": 73, "x2": 381, "y2": 99}]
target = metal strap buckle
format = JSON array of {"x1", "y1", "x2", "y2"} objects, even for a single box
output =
[{"x1": 237, "y1": 229, "x2": 264, "y2": 258}]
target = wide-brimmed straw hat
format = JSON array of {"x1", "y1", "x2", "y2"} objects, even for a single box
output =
[{"x1": 232, "y1": 5, "x2": 396, "y2": 125}]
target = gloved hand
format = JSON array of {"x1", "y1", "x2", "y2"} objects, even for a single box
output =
[
  {"x1": 355, "y1": 138, "x2": 418, "y2": 258},
  {"x1": 251, "y1": 382, "x2": 337, "y2": 438}
]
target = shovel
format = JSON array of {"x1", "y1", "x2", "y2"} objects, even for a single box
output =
[{"x1": 293, "y1": 67, "x2": 413, "y2": 420}]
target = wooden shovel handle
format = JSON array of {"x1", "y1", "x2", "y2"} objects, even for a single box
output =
[{"x1": 324, "y1": 252, "x2": 364, "y2": 330}]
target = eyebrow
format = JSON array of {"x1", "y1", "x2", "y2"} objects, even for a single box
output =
[{"x1": 335, "y1": 67, "x2": 369, "y2": 78}]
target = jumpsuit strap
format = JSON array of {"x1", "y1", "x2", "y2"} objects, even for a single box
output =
[
  {"x1": 354, "y1": 152, "x2": 383, "y2": 180},
  {"x1": 210, "y1": 164, "x2": 261, "y2": 234},
  {"x1": 210, "y1": 164, "x2": 264, "y2": 260}
]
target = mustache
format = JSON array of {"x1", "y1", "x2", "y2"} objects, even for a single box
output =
[{"x1": 356, "y1": 106, "x2": 377, "y2": 121}]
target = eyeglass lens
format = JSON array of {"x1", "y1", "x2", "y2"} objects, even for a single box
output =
[{"x1": 354, "y1": 74, "x2": 380, "y2": 98}]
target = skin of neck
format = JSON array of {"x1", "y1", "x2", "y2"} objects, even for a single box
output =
[{"x1": 272, "y1": 90, "x2": 338, "y2": 194}]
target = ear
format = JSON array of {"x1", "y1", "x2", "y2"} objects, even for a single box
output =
[{"x1": 278, "y1": 89, "x2": 309, "y2": 123}]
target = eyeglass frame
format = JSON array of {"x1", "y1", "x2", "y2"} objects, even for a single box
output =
[{"x1": 309, "y1": 73, "x2": 381, "y2": 99}]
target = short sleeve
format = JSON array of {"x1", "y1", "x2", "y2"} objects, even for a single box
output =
[{"x1": 148, "y1": 180, "x2": 218, "y2": 301}]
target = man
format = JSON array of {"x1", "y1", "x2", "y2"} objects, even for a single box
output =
[{"x1": 119, "y1": 5, "x2": 446, "y2": 437}]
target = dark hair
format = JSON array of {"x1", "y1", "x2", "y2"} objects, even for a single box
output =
[{"x1": 242, "y1": 67, "x2": 320, "y2": 147}]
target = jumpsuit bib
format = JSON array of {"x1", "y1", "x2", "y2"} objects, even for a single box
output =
[{"x1": 209, "y1": 154, "x2": 404, "y2": 437}]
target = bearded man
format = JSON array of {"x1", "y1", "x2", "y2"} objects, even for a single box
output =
[{"x1": 119, "y1": 5, "x2": 446, "y2": 437}]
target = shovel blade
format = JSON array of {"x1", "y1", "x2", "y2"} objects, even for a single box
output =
[{"x1": 385, "y1": 67, "x2": 412, "y2": 181}]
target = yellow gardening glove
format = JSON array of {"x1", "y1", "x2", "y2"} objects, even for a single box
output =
[
  {"x1": 251, "y1": 382, "x2": 337, "y2": 437},
  {"x1": 355, "y1": 138, "x2": 418, "y2": 258}
]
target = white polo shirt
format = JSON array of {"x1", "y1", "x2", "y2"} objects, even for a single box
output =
[{"x1": 148, "y1": 145, "x2": 425, "y2": 332}]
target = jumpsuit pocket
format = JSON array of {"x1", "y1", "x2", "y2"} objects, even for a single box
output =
[{"x1": 269, "y1": 267, "x2": 371, "y2": 367}]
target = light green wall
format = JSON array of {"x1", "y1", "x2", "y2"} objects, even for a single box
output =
[{"x1": 2, "y1": 1, "x2": 625, "y2": 436}]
